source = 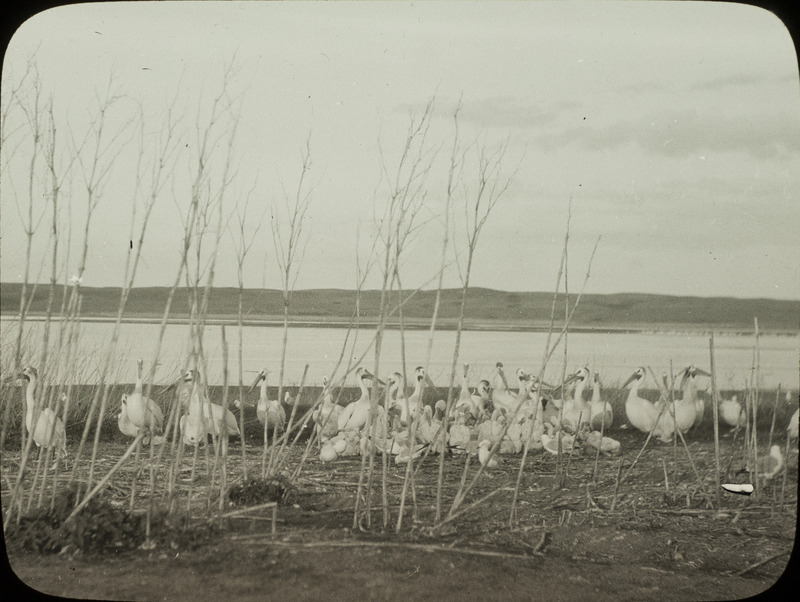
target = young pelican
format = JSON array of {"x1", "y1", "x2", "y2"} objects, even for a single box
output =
[
  {"x1": 540, "y1": 423, "x2": 575, "y2": 456},
  {"x1": 477, "y1": 439, "x2": 499, "y2": 469},
  {"x1": 121, "y1": 358, "x2": 164, "y2": 443},
  {"x1": 622, "y1": 367, "x2": 674, "y2": 442},
  {"x1": 720, "y1": 395, "x2": 746, "y2": 431},
  {"x1": 251, "y1": 369, "x2": 286, "y2": 434},
  {"x1": 754, "y1": 445, "x2": 784, "y2": 480},
  {"x1": 338, "y1": 367, "x2": 381, "y2": 432},
  {"x1": 19, "y1": 367, "x2": 68, "y2": 459},
  {"x1": 312, "y1": 376, "x2": 342, "y2": 443},
  {"x1": 589, "y1": 371, "x2": 613, "y2": 431}
]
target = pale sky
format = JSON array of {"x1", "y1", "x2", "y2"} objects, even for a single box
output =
[{"x1": 2, "y1": 1, "x2": 799, "y2": 300}]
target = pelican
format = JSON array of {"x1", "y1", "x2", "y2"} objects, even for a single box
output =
[
  {"x1": 454, "y1": 364, "x2": 478, "y2": 421},
  {"x1": 621, "y1": 367, "x2": 674, "y2": 442},
  {"x1": 338, "y1": 367, "x2": 381, "y2": 432},
  {"x1": 754, "y1": 445, "x2": 784, "y2": 480},
  {"x1": 583, "y1": 430, "x2": 621, "y2": 455},
  {"x1": 471, "y1": 379, "x2": 491, "y2": 420},
  {"x1": 589, "y1": 371, "x2": 613, "y2": 431},
  {"x1": 788, "y1": 406, "x2": 799, "y2": 441},
  {"x1": 121, "y1": 358, "x2": 164, "y2": 443},
  {"x1": 448, "y1": 410, "x2": 472, "y2": 450},
  {"x1": 251, "y1": 369, "x2": 286, "y2": 435},
  {"x1": 720, "y1": 395, "x2": 746, "y2": 431},
  {"x1": 490, "y1": 364, "x2": 530, "y2": 415},
  {"x1": 118, "y1": 399, "x2": 138, "y2": 439},
  {"x1": 406, "y1": 366, "x2": 435, "y2": 422},
  {"x1": 560, "y1": 367, "x2": 591, "y2": 432},
  {"x1": 180, "y1": 370, "x2": 239, "y2": 441},
  {"x1": 477, "y1": 439, "x2": 499, "y2": 469},
  {"x1": 678, "y1": 365, "x2": 710, "y2": 429},
  {"x1": 541, "y1": 423, "x2": 575, "y2": 456},
  {"x1": 19, "y1": 367, "x2": 68, "y2": 459},
  {"x1": 312, "y1": 375, "x2": 342, "y2": 443}
]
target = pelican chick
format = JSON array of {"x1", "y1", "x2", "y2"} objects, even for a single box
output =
[
  {"x1": 720, "y1": 395, "x2": 746, "y2": 430},
  {"x1": 477, "y1": 439, "x2": 499, "y2": 469}
]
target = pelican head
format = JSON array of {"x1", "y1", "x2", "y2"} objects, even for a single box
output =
[
  {"x1": 679, "y1": 365, "x2": 711, "y2": 390},
  {"x1": 477, "y1": 380, "x2": 491, "y2": 397},
  {"x1": 358, "y1": 367, "x2": 385, "y2": 387},
  {"x1": 622, "y1": 367, "x2": 647, "y2": 389},
  {"x1": 249, "y1": 369, "x2": 267, "y2": 393},
  {"x1": 20, "y1": 366, "x2": 38, "y2": 382}
]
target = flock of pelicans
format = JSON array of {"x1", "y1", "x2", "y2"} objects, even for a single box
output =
[{"x1": 14, "y1": 360, "x2": 800, "y2": 479}]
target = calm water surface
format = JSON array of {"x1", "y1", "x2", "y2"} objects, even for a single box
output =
[{"x1": 2, "y1": 318, "x2": 798, "y2": 390}]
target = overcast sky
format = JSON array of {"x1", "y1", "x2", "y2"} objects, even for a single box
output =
[{"x1": 2, "y1": 1, "x2": 799, "y2": 300}]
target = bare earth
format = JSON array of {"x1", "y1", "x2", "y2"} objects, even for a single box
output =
[{"x1": 4, "y1": 431, "x2": 798, "y2": 601}]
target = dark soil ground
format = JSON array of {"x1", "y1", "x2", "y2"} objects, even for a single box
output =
[{"x1": 3, "y1": 422, "x2": 797, "y2": 601}]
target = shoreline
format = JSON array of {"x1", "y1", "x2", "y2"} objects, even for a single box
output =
[{"x1": 2, "y1": 312, "x2": 797, "y2": 336}]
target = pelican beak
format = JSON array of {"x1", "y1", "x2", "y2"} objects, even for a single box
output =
[
  {"x1": 361, "y1": 369, "x2": 385, "y2": 387},
  {"x1": 164, "y1": 373, "x2": 184, "y2": 392},
  {"x1": 622, "y1": 372, "x2": 639, "y2": 389},
  {"x1": 679, "y1": 368, "x2": 691, "y2": 390},
  {"x1": 562, "y1": 372, "x2": 581, "y2": 386},
  {"x1": 424, "y1": 372, "x2": 437, "y2": 390},
  {"x1": 248, "y1": 371, "x2": 265, "y2": 394},
  {"x1": 694, "y1": 367, "x2": 712, "y2": 378}
]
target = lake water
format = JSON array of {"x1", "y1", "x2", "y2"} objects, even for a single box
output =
[{"x1": 2, "y1": 318, "x2": 798, "y2": 391}]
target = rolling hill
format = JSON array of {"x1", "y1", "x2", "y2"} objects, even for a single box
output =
[{"x1": 1, "y1": 283, "x2": 798, "y2": 333}]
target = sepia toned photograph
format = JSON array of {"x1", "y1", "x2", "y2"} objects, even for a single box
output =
[{"x1": 1, "y1": 1, "x2": 798, "y2": 599}]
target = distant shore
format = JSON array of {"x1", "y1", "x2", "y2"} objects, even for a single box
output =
[
  {"x1": 2, "y1": 283, "x2": 798, "y2": 335},
  {"x1": 3, "y1": 313, "x2": 798, "y2": 337}
]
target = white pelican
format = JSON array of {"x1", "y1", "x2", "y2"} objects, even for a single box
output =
[
  {"x1": 490, "y1": 364, "x2": 530, "y2": 415},
  {"x1": 752, "y1": 445, "x2": 784, "y2": 480},
  {"x1": 678, "y1": 365, "x2": 710, "y2": 429},
  {"x1": 121, "y1": 358, "x2": 164, "y2": 443},
  {"x1": 540, "y1": 423, "x2": 575, "y2": 456},
  {"x1": 560, "y1": 367, "x2": 591, "y2": 432},
  {"x1": 454, "y1": 364, "x2": 478, "y2": 421},
  {"x1": 788, "y1": 407, "x2": 799, "y2": 441},
  {"x1": 117, "y1": 401, "x2": 138, "y2": 439},
  {"x1": 337, "y1": 367, "x2": 381, "y2": 432},
  {"x1": 471, "y1": 379, "x2": 491, "y2": 421},
  {"x1": 477, "y1": 439, "x2": 499, "y2": 468},
  {"x1": 589, "y1": 371, "x2": 613, "y2": 431},
  {"x1": 720, "y1": 395, "x2": 746, "y2": 431},
  {"x1": 583, "y1": 430, "x2": 621, "y2": 455},
  {"x1": 406, "y1": 366, "x2": 434, "y2": 422},
  {"x1": 251, "y1": 369, "x2": 286, "y2": 435},
  {"x1": 621, "y1": 367, "x2": 674, "y2": 442},
  {"x1": 19, "y1": 367, "x2": 68, "y2": 459},
  {"x1": 179, "y1": 370, "x2": 240, "y2": 442},
  {"x1": 312, "y1": 376, "x2": 342, "y2": 443},
  {"x1": 448, "y1": 411, "x2": 471, "y2": 450}
]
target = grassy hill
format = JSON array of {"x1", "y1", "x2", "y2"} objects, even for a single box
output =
[{"x1": 1, "y1": 283, "x2": 798, "y2": 333}]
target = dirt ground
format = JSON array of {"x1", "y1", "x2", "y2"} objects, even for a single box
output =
[{"x1": 3, "y1": 430, "x2": 798, "y2": 601}]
